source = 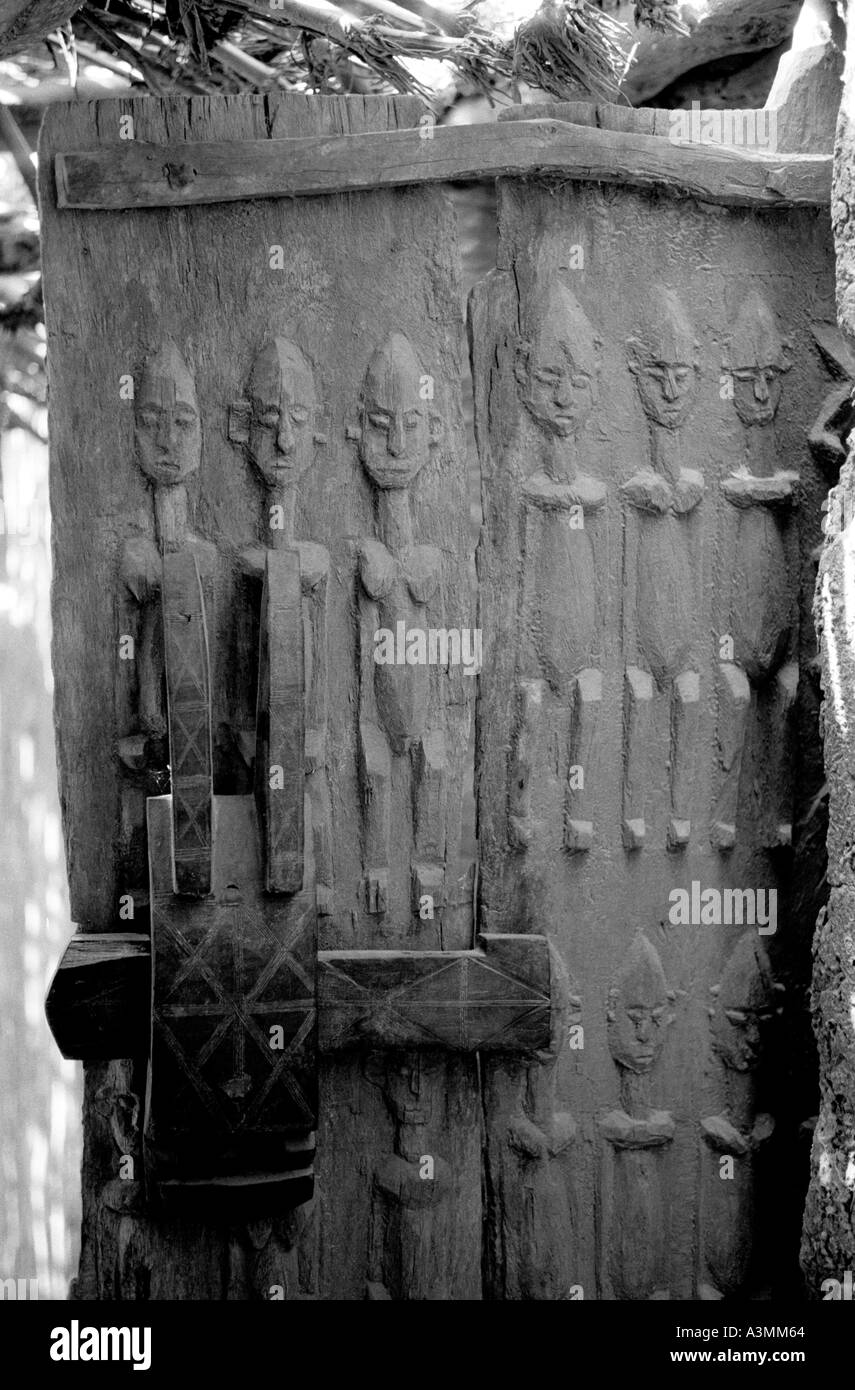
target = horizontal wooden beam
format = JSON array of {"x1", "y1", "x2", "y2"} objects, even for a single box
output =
[
  {"x1": 318, "y1": 933, "x2": 555, "y2": 1053},
  {"x1": 46, "y1": 930, "x2": 559, "y2": 1059},
  {"x1": 45, "y1": 931, "x2": 150, "y2": 1060},
  {"x1": 54, "y1": 120, "x2": 832, "y2": 212}
]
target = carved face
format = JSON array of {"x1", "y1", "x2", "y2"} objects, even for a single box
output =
[
  {"x1": 135, "y1": 343, "x2": 200, "y2": 487},
  {"x1": 518, "y1": 289, "x2": 598, "y2": 439},
  {"x1": 247, "y1": 339, "x2": 317, "y2": 489},
  {"x1": 381, "y1": 1053, "x2": 445, "y2": 1136},
  {"x1": 359, "y1": 333, "x2": 433, "y2": 490},
  {"x1": 727, "y1": 292, "x2": 791, "y2": 428},
  {"x1": 607, "y1": 933, "x2": 672, "y2": 1075},
  {"x1": 712, "y1": 937, "x2": 778, "y2": 1072},
  {"x1": 627, "y1": 289, "x2": 697, "y2": 431}
]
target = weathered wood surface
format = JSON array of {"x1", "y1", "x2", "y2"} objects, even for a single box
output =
[
  {"x1": 161, "y1": 549, "x2": 214, "y2": 897},
  {"x1": 320, "y1": 933, "x2": 555, "y2": 1052},
  {"x1": 470, "y1": 108, "x2": 833, "y2": 1298},
  {"x1": 41, "y1": 91, "x2": 475, "y2": 1299},
  {"x1": 48, "y1": 930, "x2": 559, "y2": 1058},
  {"x1": 145, "y1": 793, "x2": 317, "y2": 1210},
  {"x1": 42, "y1": 87, "x2": 835, "y2": 1299},
  {"x1": 55, "y1": 118, "x2": 832, "y2": 212},
  {"x1": 45, "y1": 933, "x2": 150, "y2": 1060},
  {"x1": 256, "y1": 548, "x2": 304, "y2": 894},
  {"x1": 801, "y1": 0, "x2": 855, "y2": 1293}
]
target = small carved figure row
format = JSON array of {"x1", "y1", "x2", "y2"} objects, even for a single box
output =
[
  {"x1": 119, "y1": 332, "x2": 457, "y2": 918},
  {"x1": 507, "y1": 283, "x2": 797, "y2": 856},
  {"x1": 95, "y1": 929, "x2": 780, "y2": 1301},
  {"x1": 403, "y1": 930, "x2": 783, "y2": 1301}
]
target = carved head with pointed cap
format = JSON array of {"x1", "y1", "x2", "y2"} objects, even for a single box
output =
[
  {"x1": 607, "y1": 932, "x2": 674, "y2": 1075},
  {"x1": 516, "y1": 284, "x2": 600, "y2": 439},
  {"x1": 627, "y1": 288, "x2": 699, "y2": 431},
  {"x1": 135, "y1": 341, "x2": 201, "y2": 488},
  {"x1": 724, "y1": 291, "x2": 792, "y2": 428},
  {"x1": 358, "y1": 332, "x2": 438, "y2": 490},
  {"x1": 234, "y1": 338, "x2": 318, "y2": 491},
  {"x1": 710, "y1": 934, "x2": 781, "y2": 1073}
]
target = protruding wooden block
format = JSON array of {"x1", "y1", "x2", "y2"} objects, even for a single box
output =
[
  {"x1": 318, "y1": 933, "x2": 556, "y2": 1054},
  {"x1": 45, "y1": 932, "x2": 150, "y2": 1060}
]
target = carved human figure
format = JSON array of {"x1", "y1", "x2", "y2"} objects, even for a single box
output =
[
  {"x1": 485, "y1": 960, "x2": 581, "y2": 1299},
  {"x1": 365, "y1": 1052, "x2": 454, "y2": 1300},
  {"x1": 509, "y1": 285, "x2": 606, "y2": 854},
  {"x1": 713, "y1": 293, "x2": 796, "y2": 851},
  {"x1": 353, "y1": 332, "x2": 447, "y2": 922},
  {"x1": 599, "y1": 932, "x2": 676, "y2": 1299},
  {"x1": 237, "y1": 1206, "x2": 319, "y2": 1301},
  {"x1": 118, "y1": 342, "x2": 216, "y2": 889},
  {"x1": 622, "y1": 290, "x2": 702, "y2": 850},
  {"x1": 698, "y1": 934, "x2": 782, "y2": 1300},
  {"x1": 229, "y1": 338, "x2": 333, "y2": 905},
  {"x1": 93, "y1": 1060, "x2": 152, "y2": 1300}
]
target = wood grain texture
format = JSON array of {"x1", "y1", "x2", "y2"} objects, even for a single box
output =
[
  {"x1": 54, "y1": 120, "x2": 832, "y2": 212},
  {"x1": 45, "y1": 933, "x2": 150, "y2": 1061},
  {"x1": 41, "y1": 91, "x2": 474, "y2": 1298},
  {"x1": 470, "y1": 111, "x2": 833, "y2": 1298}
]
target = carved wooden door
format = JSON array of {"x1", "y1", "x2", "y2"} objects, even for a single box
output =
[{"x1": 42, "y1": 92, "x2": 832, "y2": 1299}]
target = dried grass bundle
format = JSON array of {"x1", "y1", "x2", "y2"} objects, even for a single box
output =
[{"x1": 511, "y1": 0, "x2": 633, "y2": 103}]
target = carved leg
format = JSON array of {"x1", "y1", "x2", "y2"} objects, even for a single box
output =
[
  {"x1": 564, "y1": 668, "x2": 601, "y2": 853},
  {"x1": 412, "y1": 726, "x2": 447, "y2": 926},
  {"x1": 256, "y1": 549, "x2": 304, "y2": 894},
  {"x1": 306, "y1": 756, "x2": 334, "y2": 917},
  {"x1": 359, "y1": 721, "x2": 391, "y2": 915},
  {"x1": 161, "y1": 550, "x2": 213, "y2": 896},
  {"x1": 698, "y1": 1121, "x2": 753, "y2": 1299},
  {"x1": 508, "y1": 679, "x2": 547, "y2": 850},
  {"x1": 622, "y1": 667, "x2": 653, "y2": 850},
  {"x1": 668, "y1": 670, "x2": 700, "y2": 850},
  {"x1": 139, "y1": 599, "x2": 166, "y2": 745},
  {"x1": 598, "y1": 1120, "x2": 674, "y2": 1300},
  {"x1": 711, "y1": 663, "x2": 751, "y2": 852},
  {"x1": 300, "y1": 544, "x2": 332, "y2": 913},
  {"x1": 764, "y1": 660, "x2": 798, "y2": 849}
]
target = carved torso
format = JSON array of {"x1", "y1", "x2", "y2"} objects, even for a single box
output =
[
  {"x1": 360, "y1": 537, "x2": 442, "y2": 750},
  {"x1": 625, "y1": 468, "x2": 702, "y2": 683},
  {"x1": 523, "y1": 472, "x2": 605, "y2": 692},
  {"x1": 728, "y1": 506, "x2": 791, "y2": 684}
]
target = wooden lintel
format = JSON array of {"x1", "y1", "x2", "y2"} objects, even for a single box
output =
[{"x1": 54, "y1": 120, "x2": 832, "y2": 213}]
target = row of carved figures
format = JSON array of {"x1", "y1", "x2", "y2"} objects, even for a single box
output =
[
  {"x1": 507, "y1": 283, "x2": 799, "y2": 856},
  {"x1": 117, "y1": 331, "x2": 456, "y2": 921},
  {"x1": 370, "y1": 929, "x2": 782, "y2": 1300},
  {"x1": 95, "y1": 929, "x2": 782, "y2": 1300}
]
